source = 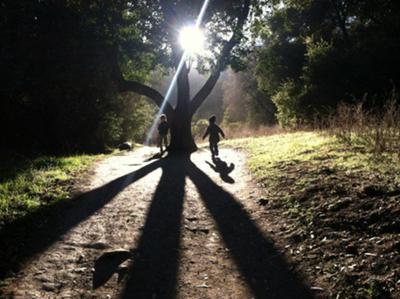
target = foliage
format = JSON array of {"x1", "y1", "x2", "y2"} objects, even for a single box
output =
[
  {"x1": 255, "y1": 0, "x2": 400, "y2": 126},
  {"x1": 0, "y1": 0, "x2": 156, "y2": 152},
  {"x1": 221, "y1": 67, "x2": 276, "y2": 127},
  {"x1": 191, "y1": 119, "x2": 209, "y2": 140},
  {"x1": 0, "y1": 0, "x2": 260, "y2": 153},
  {"x1": 271, "y1": 80, "x2": 300, "y2": 127},
  {"x1": 0, "y1": 153, "x2": 102, "y2": 225},
  {"x1": 328, "y1": 91, "x2": 400, "y2": 154}
]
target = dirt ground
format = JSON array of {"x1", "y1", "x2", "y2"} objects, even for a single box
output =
[{"x1": 0, "y1": 147, "x2": 321, "y2": 299}]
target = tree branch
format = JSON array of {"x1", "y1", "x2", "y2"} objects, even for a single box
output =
[
  {"x1": 111, "y1": 56, "x2": 174, "y2": 116},
  {"x1": 119, "y1": 80, "x2": 164, "y2": 108},
  {"x1": 190, "y1": 0, "x2": 251, "y2": 115}
]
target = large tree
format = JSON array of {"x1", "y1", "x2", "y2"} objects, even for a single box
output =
[
  {"x1": 1, "y1": 0, "x2": 258, "y2": 153},
  {"x1": 108, "y1": 0, "x2": 253, "y2": 153}
]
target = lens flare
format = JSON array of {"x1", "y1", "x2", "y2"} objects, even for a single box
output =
[
  {"x1": 179, "y1": 26, "x2": 205, "y2": 53},
  {"x1": 144, "y1": 0, "x2": 211, "y2": 146}
]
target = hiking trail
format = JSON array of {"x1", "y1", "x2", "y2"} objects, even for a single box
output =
[{"x1": 2, "y1": 147, "x2": 313, "y2": 299}]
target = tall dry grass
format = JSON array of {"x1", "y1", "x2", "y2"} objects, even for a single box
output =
[
  {"x1": 192, "y1": 119, "x2": 283, "y2": 142},
  {"x1": 221, "y1": 124, "x2": 284, "y2": 140},
  {"x1": 327, "y1": 91, "x2": 400, "y2": 153}
]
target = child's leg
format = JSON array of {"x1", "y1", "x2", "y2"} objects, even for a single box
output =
[
  {"x1": 158, "y1": 135, "x2": 163, "y2": 152},
  {"x1": 209, "y1": 142, "x2": 215, "y2": 156},
  {"x1": 163, "y1": 135, "x2": 168, "y2": 150}
]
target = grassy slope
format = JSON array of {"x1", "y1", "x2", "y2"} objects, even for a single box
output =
[
  {"x1": 224, "y1": 132, "x2": 400, "y2": 298},
  {"x1": 0, "y1": 154, "x2": 103, "y2": 225}
]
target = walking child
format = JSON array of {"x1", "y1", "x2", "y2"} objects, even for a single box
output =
[
  {"x1": 158, "y1": 114, "x2": 169, "y2": 153},
  {"x1": 203, "y1": 115, "x2": 225, "y2": 157}
]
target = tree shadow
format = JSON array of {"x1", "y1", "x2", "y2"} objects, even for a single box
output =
[
  {"x1": 119, "y1": 157, "x2": 313, "y2": 299},
  {"x1": 206, "y1": 156, "x2": 235, "y2": 183},
  {"x1": 120, "y1": 156, "x2": 187, "y2": 298},
  {"x1": 144, "y1": 152, "x2": 165, "y2": 162},
  {"x1": 187, "y1": 161, "x2": 313, "y2": 299},
  {"x1": 1, "y1": 154, "x2": 314, "y2": 299},
  {"x1": 0, "y1": 159, "x2": 162, "y2": 279}
]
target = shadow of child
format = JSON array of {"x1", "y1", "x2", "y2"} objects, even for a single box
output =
[{"x1": 206, "y1": 157, "x2": 235, "y2": 183}]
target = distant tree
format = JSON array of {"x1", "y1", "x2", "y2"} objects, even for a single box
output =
[
  {"x1": 222, "y1": 68, "x2": 276, "y2": 126},
  {"x1": 255, "y1": 0, "x2": 400, "y2": 127}
]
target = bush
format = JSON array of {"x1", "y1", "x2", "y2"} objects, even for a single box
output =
[
  {"x1": 328, "y1": 90, "x2": 400, "y2": 154},
  {"x1": 271, "y1": 80, "x2": 301, "y2": 128},
  {"x1": 192, "y1": 119, "x2": 209, "y2": 140}
]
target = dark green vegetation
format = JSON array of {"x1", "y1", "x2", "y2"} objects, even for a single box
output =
[
  {"x1": 1, "y1": 1, "x2": 400, "y2": 297},
  {"x1": 254, "y1": 0, "x2": 400, "y2": 127},
  {"x1": 0, "y1": 153, "x2": 102, "y2": 225},
  {"x1": 3, "y1": 1, "x2": 399, "y2": 152},
  {"x1": 1, "y1": 1, "x2": 159, "y2": 153},
  {"x1": 1, "y1": 1, "x2": 260, "y2": 153},
  {"x1": 226, "y1": 132, "x2": 400, "y2": 298}
]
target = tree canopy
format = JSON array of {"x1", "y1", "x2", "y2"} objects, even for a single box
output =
[
  {"x1": 2, "y1": 0, "x2": 399, "y2": 151},
  {"x1": 1, "y1": 0, "x2": 257, "y2": 153},
  {"x1": 255, "y1": 0, "x2": 400, "y2": 127}
]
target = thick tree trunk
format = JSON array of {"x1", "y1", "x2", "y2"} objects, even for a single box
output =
[
  {"x1": 113, "y1": 1, "x2": 251, "y2": 155},
  {"x1": 168, "y1": 61, "x2": 197, "y2": 154},
  {"x1": 168, "y1": 114, "x2": 197, "y2": 154}
]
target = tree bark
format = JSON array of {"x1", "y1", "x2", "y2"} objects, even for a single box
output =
[
  {"x1": 168, "y1": 0, "x2": 250, "y2": 154},
  {"x1": 110, "y1": 53, "x2": 175, "y2": 116},
  {"x1": 168, "y1": 61, "x2": 197, "y2": 153},
  {"x1": 190, "y1": 0, "x2": 251, "y2": 115}
]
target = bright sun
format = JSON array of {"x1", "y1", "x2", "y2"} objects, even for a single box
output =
[{"x1": 179, "y1": 26, "x2": 205, "y2": 54}]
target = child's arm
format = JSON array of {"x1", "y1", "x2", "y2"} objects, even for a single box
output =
[
  {"x1": 218, "y1": 126, "x2": 225, "y2": 138},
  {"x1": 203, "y1": 127, "x2": 210, "y2": 140}
]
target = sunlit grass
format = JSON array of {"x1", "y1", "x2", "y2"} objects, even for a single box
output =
[
  {"x1": 224, "y1": 131, "x2": 400, "y2": 193},
  {"x1": 224, "y1": 131, "x2": 400, "y2": 297},
  {"x1": 0, "y1": 154, "x2": 104, "y2": 224}
]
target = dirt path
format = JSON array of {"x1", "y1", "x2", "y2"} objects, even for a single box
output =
[{"x1": 2, "y1": 147, "x2": 315, "y2": 299}]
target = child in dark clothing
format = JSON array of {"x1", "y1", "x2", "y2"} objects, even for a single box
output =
[
  {"x1": 203, "y1": 115, "x2": 225, "y2": 157},
  {"x1": 158, "y1": 114, "x2": 169, "y2": 153}
]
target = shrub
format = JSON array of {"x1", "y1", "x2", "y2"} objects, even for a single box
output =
[
  {"x1": 271, "y1": 80, "x2": 301, "y2": 128},
  {"x1": 328, "y1": 90, "x2": 400, "y2": 154},
  {"x1": 192, "y1": 119, "x2": 209, "y2": 140}
]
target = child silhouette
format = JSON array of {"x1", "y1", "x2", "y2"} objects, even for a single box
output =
[
  {"x1": 158, "y1": 114, "x2": 169, "y2": 153},
  {"x1": 203, "y1": 115, "x2": 225, "y2": 157}
]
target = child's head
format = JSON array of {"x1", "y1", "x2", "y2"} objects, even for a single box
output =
[
  {"x1": 160, "y1": 114, "x2": 167, "y2": 122},
  {"x1": 209, "y1": 115, "x2": 216, "y2": 124}
]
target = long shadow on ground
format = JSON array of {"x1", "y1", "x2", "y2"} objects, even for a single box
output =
[
  {"x1": 187, "y1": 161, "x2": 312, "y2": 299},
  {"x1": 120, "y1": 156, "x2": 186, "y2": 298},
  {"x1": 1, "y1": 154, "x2": 314, "y2": 299},
  {"x1": 0, "y1": 159, "x2": 162, "y2": 279},
  {"x1": 119, "y1": 157, "x2": 313, "y2": 299}
]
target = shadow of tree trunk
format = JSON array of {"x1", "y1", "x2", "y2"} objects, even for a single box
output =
[
  {"x1": 119, "y1": 157, "x2": 313, "y2": 299},
  {"x1": 186, "y1": 161, "x2": 313, "y2": 299},
  {"x1": 2, "y1": 154, "x2": 314, "y2": 299},
  {"x1": 0, "y1": 160, "x2": 162, "y2": 279},
  {"x1": 120, "y1": 157, "x2": 187, "y2": 298}
]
